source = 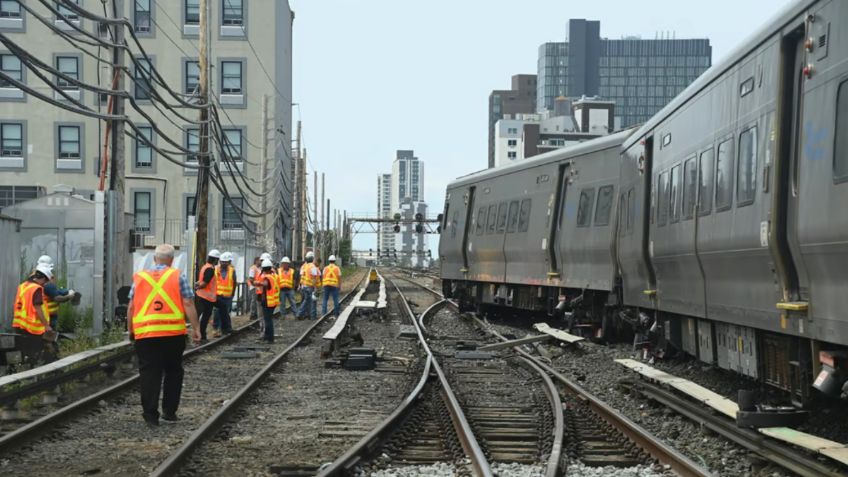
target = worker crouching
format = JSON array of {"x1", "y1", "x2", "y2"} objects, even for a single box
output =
[
  {"x1": 128, "y1": 244, "x2": 201, "y2": 427},
  {"x1": 12, "y1": 264, "x2": 56, "y2": 363}
]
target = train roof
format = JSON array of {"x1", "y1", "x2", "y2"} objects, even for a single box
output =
[
  {"x1": 622, "y1": 0, "x2": 813, "y2": 150},
  {"x1": 448, "y1": 128, "x2": 635, "y2": 189}
]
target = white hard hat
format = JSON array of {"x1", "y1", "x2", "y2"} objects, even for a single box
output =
[
  {"x1": 220, "y1": 252, "x2": 233, "y2": 262},
  {"x1": 260, "y1": 252, "x2": 271, "y2": 261},
  {"x1": 35, "y1": 264, "x2": 53, "y2": 280},
  {"x1": 281, "y1": 256, "x2": 291, "y2": 264},
  {"x1": 208, "y1": 249, "x2": 221, "y2": 259},
  {"x1": 305, "y1": 251, "x2": 314, "y2": 259},
  {"x1": 260, "y1": 258, "x2": 274, "y2": 268},
  {"x1": 37, "y1": 255, "x2": 54, "y2": 268},
  {"x1": 328, "y1": 255, "x2": 336, "y2": 262}
]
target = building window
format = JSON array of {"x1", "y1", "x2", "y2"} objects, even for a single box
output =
[
  {"x1": 133, "y1": 0, "x2": 151, "y2": 33},
  {"x1": 55, "y1": 56, "x2": 79, "y2": 90},
  {"x1": 57, "y1": 0, "x2": 80, "y2": 21},
  {"x1": 594, "y1": 185, "x2": 614, "y2": 226},
  {"x1": 0, "y1": 186, "x2": 42, "y2": 210},
  {"x1": 185, "y1": 60, "x2": 199, "y2": 95},
  {"x1": 134, "y1": 58, "x2": 153, "y2": 100},
  {"x1": 737, "y1": 127, "x2": 757, "y2": 206},
  {"x1": 715, "y1": 138, "x2": 734, "y2": 211},
  {"x1": 507, "y1": 139, "x2": 517, "y2": 147},
  {"x1": 222, "y1": 197, "x2": 243, "y2": 229},
  {"x1": 134, "y1": 126, "x2": 153, "y2": 169},
  {"x1": 222, "y1": 128, "x2": 242, "y2": 164},
  {"x1": 134, "y1": 191, "x2": 152, "y2": 232},
  {"x1": 577, "y1": 188, "x2": 595, "y2": 227},
  {"x1": 184, "y1": 196, "x2": 196, "y2": 229},
  {"x1": 221, "y1": 61, "x2": 242, "y2": 94},
  {"x1": 58, "y1": 125, "x2": 81, "y2": 160},
  {"x1": 222, "y1": 0, "x2": 243, "y2": 26},
  {"x1": 0, "y1": 54, "x2": 22, "y2": 87},
  {"x1": 835, "y1": 80, "x2": 848, "y2": 182},
  {"x1": 186, "y1": 128, "x2": 200, "y2": 163},
  {"x1": 507, "y1": 151, "x2": 517, "y2": 159},
  {"x1": 0, "y1": 0, "x2": 22, "y2": 18},
  {"x1": 185, "y1": 0, "x2": 199, "y2": 25},
  {"x1": 0, "y1": 122, "x2": 22, "y2": 157}
]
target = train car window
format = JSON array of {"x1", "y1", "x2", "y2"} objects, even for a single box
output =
[
  {"x1": 836, "y1": 80, "x2": 848, "y2": 182},
  {"x1": 618, "y1": 195, "x2": 626, "y2": 236},
  {"x1": 737, "y1": 127, "x2": 758, "y2": 206},
  {"x1": 577, "y1": 188, "x2": 595, "y2": 227},
  {"x1": 475, "y1": 206, "x2": 486, "y2": 235},
  {"x1": 506, "y1": 201, "x2": 520, "y2": 233},
  {"x1": 740, "y1": 77, "x2": 754, "y2": 97},
  {"x1": 450, "y1": 211, "x2": 459, "y2": 238},
  {"x1": 670, "y1": 165, "x2": 681, "y2": 223},
  {"x1": 518, "y1": 199, "x2": 532, "y2": 232},
  {"x1": 627, "y1": 188, "x2": 635, "y2": 233},
  {"x1": 486, "y1": 204, "x2": 497, "y2": 235},
  {"x1": 698, "y1": 149, "x2": 714, "y2": 216},
  {"x1": 715, "y1": 138, "x2": 734, "y2": 211},
  {"x1": 496, "y1": 202, "x2": 508, "y2": 233},
  {"x1": 657, "y1": 171, "x2": 669, "y2": 226},
  {"x1": 594, "y1": 185, "x2": 614, "y2": 226},
  {"x1": 683, "y1": 157, "x2": 697, "y2": 220}
]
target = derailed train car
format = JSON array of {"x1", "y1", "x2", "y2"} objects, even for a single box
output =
[{"x1": 440, "y1": 0, "x2": 848, "y2": 401}]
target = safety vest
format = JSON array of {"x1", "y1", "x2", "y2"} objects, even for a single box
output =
[
  {"x1": 300, "y1": 262, "x2": 317, "y2": 287},
  {"x1": 215, "y1": 265, "x2": 235, "y2": 297},
  {"x1": 322, "y1": 264, "x2": 340, "y2": 287},
  {"x1": 260, "y1": 272, "x2": 280, "y2": 307},
  {"x1": 46, "y1": 293, "x2": 59, "y2": 317},
  {"x1": 277, "y1": 267, "x2": 294, "y2": 289},
  {"x1": 248, "y1": 265, "x2": 259, "y2": 288},
  {"x1": 131, "y1": 268, "x2": 187, "y2": 340},
  {"x1": 13, "y1": 281, "x2": 48, "y2": 335},
  {"x1": 196, "y1": 263, "x2": 217, "y2": 303}
]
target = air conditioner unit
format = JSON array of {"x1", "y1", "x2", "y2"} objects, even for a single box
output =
[{"x1": 143, "y1": 235, "x2": 157, "y2": 248}]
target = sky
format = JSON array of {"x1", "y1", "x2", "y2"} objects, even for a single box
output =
[{"x1": 290, "y1": 0, "x2": 795, "y2": 250}]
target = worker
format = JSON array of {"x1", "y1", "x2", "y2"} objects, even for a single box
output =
[
  {"x1": 35, "y1": 255, "x2": 77, "y2": 331},
  {"x1": 13, "y1": 264, "x2": 55, "y2": 363},
  {"x1": 322, "y1": 255, "x2": 342, "y2": 317},
  {"x1": 277, "y1": 257, "x2": 297, "y2": 319},
  {"x1": 297, "y1": 251, "x2": 321, "y2": 320},
  {"x1": 214, "y1": 252, "x2": 235, "y2": 337},
  {"x1": 127, "y1": 243, "x2": 201, "y2": 427},
  {"x1": 255, "y1": 258, "x2": 280, "y2": 343},
  {"x1": 256, "y1": 252, "x2": 272, "y2": 337},
  {"x1": 246, "y1": 256, "x2": 261, "y2": 320},
  {"x1": 195, "y1": 249, "x2": 220, "y2": 342}
]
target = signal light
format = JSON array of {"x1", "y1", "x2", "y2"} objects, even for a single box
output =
[{"x1": 393, "y1": 224, "x2": 400, "y2": 233}]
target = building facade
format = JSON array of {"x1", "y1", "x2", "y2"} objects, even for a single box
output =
[
  {"x1": 376, "y1": 173, "x2": 393, "y2": 253},
  {"x1": 537, "y1": 19, "x2": 711, "y2": 128},
  {"x1": 376, "y1": 150, "x2": 428, "y2": 265},
  {"x1": 389, "y1": 150, "x2": 423, "y2": 215},
  {"x1": 0, "y1": 0, "x2": 294, "y2": 253},
  {"x1": 488, "y1": 74, "x2": 536, "y2": 168}
]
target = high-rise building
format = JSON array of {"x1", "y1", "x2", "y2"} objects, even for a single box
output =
[
  {"x1": 376, "y1": 173, "x2": 393, "y2": 253},
  {"x1": 390, "y1": 150, "x2": 423, "y2": 214},
  {"x1": 488, "y1": 74, "x2": 536, "y2": 168},
  {"x1": 0, "y1": 1, "x2": 294, "y2": 252},
  {"x1": 538, "y1": 19, "x2": 711, "y2": 128}
]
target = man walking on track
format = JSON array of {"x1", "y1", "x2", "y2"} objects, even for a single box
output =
[
  {"x1": 127, "y1": 244, "x2": 200, "y2": 427},
  {"x1": 277, "y1": 257, "x2": 297, "y2": 319},
  {"x1": 195, "y1": 249, "x2": 219, "y2": 342},
  {"x1": 214, "y1": 252, "x2": 236, "y2": 336},
  {"x1": 322, "y1": 255, "x2": 342, "y2": 317},
  {"x1": 255, "y1": 258, "x2": 279, "y2": 343}
]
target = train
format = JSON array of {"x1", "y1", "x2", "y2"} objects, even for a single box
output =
[{"x1": 438, "y1": 0, "x2": 848, "y2": 404}]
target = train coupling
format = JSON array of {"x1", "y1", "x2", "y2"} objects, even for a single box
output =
[{"x1": 813, "y1": 350, "x2": 848, "y2": 397}]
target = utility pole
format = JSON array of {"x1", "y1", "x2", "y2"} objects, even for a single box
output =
[
  {"x1": 320, "y1": 173, "x2": 325, "y2": 258},
  {"x1": 292, "y1": 121, "x2": 301, "y2": 261},
  {"x1": 313, "y1": 171, "x2": 318, "y2": 259},
  {"x1": 300, "y1": 148, "x2": 308, "y2": 259},
  {"x1": 194, "y1": 0, "x2": 211, "y2": 270},
  {"x1": 260, "y1": 94, "x2": 269, "y2": 240}
]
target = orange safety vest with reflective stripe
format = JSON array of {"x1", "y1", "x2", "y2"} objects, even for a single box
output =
[
  {"x1": 215, "y1": 265, "x2": 235, "y2": 297},
  {"x1": 196, "y1": 263, "x2": 217, "y2": 303},
  {"x1": 13, "y1": 281, "x2": 48, "y2": 335},
  {"x1": 131, "y1": 268, "x2": 187, "y2": 340},
  {"x1": 300, "y1": 262, "x2": 317, "y2": 287},
  {"x1": 277, "y1": 267, "x2": 294, "y2": 289},
  {"x1": 322, "y1": 264, "x2": 340, "y2": 287},
  {"x1": 46, "y1": 293, "x2": 59, "y2": 316},
  {"x1": 259, "y1": 271, "x2": 280, "y2": 307}
]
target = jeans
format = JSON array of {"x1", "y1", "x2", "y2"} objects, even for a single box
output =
[
  {"x1": 134, "y1": 335, "x2": 186, "y2": 422},
  {"x1": 299, "y1": 286, "x2": 316, "y2": 319},
  {"x1": 280, "y1": 288, "x2": 297, "y2": 316},
  {"x1": 248, "y1": 288, "x2": 258, "y2": 318},
  {"x1": 261, "y1": 304, "x2": 275, "y2": 342},
  {"x1": 215, "y1": 296, "x2": 233, "y2": 333},
  {"x1": 196, "y1": 297, "x2": 215, "y2": 340},
  {"x1": 323, "y1": 286, "x2": 340, "y2": 317}
]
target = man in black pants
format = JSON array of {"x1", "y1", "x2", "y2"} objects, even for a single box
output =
[
  {"x1": 194, "y1": 249, "x2": 220, "y2": 341},
  {"x1": 128, "y1": 244, "x2": 201, "y2": 426}
]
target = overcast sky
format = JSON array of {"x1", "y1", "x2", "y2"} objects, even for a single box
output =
[{"x1": 290, "y1": 0, "x2": 795, "y2": 250}]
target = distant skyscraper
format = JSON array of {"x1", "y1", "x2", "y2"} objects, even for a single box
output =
[
  {"x1": 537, "y1": 19, "x2": 711, "y2": 128},
  {"x1": 377, "y1": 173, "x2": 393, "y2": 253},
  {"x1": 390, "y1": 150, "x2": 424, "y2": 213},
  {"x1": 376, "y1": 150, "x2": 428, "y2": 266},
  {"x1": 488, "y1": 74, "x2": 537, "y2": 168}
]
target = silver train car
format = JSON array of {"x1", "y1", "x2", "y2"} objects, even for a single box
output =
[{"x1": 439, "y1": 0, "x2": 848, "y2": 401}]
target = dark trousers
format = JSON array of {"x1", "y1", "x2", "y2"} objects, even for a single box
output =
[
  {"x1": 261, "y1": 304, "x2": 275, "y2": 342},
  {"x1": 196, "y1": 297, "x2": 215, "y2": 340},
  {"x1": 216, "y1": 296, "x2": 233, "y2": 333},
  {"x1": 134, "y1": 335, "x2": 186, "y2": 421}
]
